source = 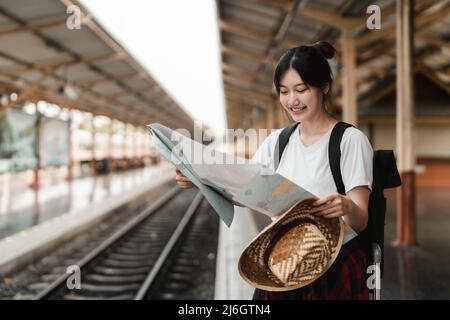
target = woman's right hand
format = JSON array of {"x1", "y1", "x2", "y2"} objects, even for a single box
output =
[{"x1": 175, "y1": 169, "x2": 196, "y2": 189}]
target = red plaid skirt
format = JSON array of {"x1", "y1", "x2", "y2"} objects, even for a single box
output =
[{"x1": 252, "y1": 236, "x2": 369, "y2": 300}]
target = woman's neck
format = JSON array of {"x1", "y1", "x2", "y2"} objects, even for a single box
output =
[{"x1": 299, "y1": 111, "x2": 336, "y2": 137}]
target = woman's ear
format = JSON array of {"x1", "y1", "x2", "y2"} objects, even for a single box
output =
[{"x1": 323, "y1": 83, "x2": 330, "y2": 95}]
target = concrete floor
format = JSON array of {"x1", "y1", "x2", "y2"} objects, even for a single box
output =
[{"x1": 382, "y1": 187, "x2": 450, "y2": 299}]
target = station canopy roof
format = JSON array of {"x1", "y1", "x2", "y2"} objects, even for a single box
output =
[
  {"x1": 217, "y1": 0, "x2": 450, "y2": 128},
  {"x1": 0, "y1": 0, "x2": 193, "y2": 129}
]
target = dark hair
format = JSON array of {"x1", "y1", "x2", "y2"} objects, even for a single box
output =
[{"x1": 273, "y1": 41, "x2": 336, "y2": 108}]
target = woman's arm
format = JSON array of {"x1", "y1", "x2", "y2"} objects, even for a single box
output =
[{"x1": 309, "y1": 186, "x2": 370, "y2": 233}]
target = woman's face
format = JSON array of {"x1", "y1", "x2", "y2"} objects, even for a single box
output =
[{"x1": 278, "y1": 68, "x2": 327, "y2": 123}]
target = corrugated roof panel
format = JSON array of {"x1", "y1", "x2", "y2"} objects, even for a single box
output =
[
  {"x1": 41, "y1": 76, "x2": 60, "y2": 89},
  {"x1": 307, "y1": 0, "x2": 348, "y2": 12},
  {"x1": 18, "y1": 70, "x2": 44, "y2": 82},
  {"x1": 424, "y1": 52, "x2": 450, "y2": 69},
  {"x1": 415, "y1": 38, "x2": 429, "y2": 50},
  {"x1": 0, "y1": 56, "x2": 20, "y2": 68},
  {"x1": 437, "y1": 71, "x2": 450, "y2": 83},
  {"x1": 288, "y1": 17, "x2": 324, "y2": 41},
  {"x1": 23, "y1": 53, "x2": 75, "y2": 67},
  {"x1": 425, "y1": 15, "x2": 450, "y2": 34},
  {"x1": 117, "y1": 94, "x2": 139, "y2": 105},
  {"x1": 221, "y1": 1, "x2": 282, "y2": 32},
  {"x1": 0, "y1": 15, "x2": 15, "y2": 28},
  {"x1": 40, "y1": 26, "x2": 113, "y2": 57},
  {"x1": 64, "y1": 64, "x2": 103, "y2": 82},
  {"x1": 337, "y1": 0, "x2": 385, "y2": 16},
  {"x1": 141, "y1": 89, "x2": 163, "y2": 101},
  {"x1": 223, "y1": 0, "x2": 282, "y2": 20},
  {"x1": 222, "y1": 33, "x2": 268, "y2": 53},
  {"x1": 223, "y1": 54, "x2": 261, "y2": 71},
  {"x1": 140, "y1": 102, "x2": 157, "y2": 112},
  {"x1": 0, "y1": 33, "x2": 64, "y2": 63},
  {"x1": 261, "y1": 67, "x2": 276, "y2": 80},
  {"x1": 270, "y1": 46, "x2": 288, "y2": 60},
  {"x1": 91, "y1": 59, "x2": 135, "y2": 77},
  {"x1": 122, "y1": 78, "x2": 151, "y2": 91},
  {"x1": 92, "y1": 82, "x2": 124, "y2": 95},
  {"x1": 0, "y1": 0, "x2": 65, "y2": 22}
]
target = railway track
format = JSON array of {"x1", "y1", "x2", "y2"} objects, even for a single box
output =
[{"x1": 34, "y1": 187, "x2": 217, "y2": 300}]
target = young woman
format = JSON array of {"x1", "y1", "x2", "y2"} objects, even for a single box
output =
[{"x1": 175, "y1": 41, "x2": 373, "y2": 300}]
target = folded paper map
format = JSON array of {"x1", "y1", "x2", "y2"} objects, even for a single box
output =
[{"x1": 147, "y1": 123, "x2": 357, "y2": 243}]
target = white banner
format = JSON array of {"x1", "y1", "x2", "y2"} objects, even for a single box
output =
[
  {"x1": 0, "y1": 109, "x2": 38, "y2": 172},
  {"x1": 39, "y1": 117, "x2": 70, "y2": 167}
]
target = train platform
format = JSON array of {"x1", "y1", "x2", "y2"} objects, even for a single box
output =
[
  {"x1": 214, "y1": 207, "x2": 261, "y2": 300},
  {"x1": 214, "y1": 206, "x2": 271, "y2": 300},
  {"x1": 383, "y1": 187, "x2": 450, "y2": 300},
  {"x1": 215, "y1": 187, "x2": 450, "y2": 300},
  {"x1": 0, "y1": 164, "x2": 174, "y2": 277}
]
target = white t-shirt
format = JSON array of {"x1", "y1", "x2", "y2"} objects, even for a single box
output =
[
  {"x1": 252, "y1": 125, "x2": 373, "y2": 197},
  {"x1": 251, "y1": 125, "x2": 373, "y2": 243}
]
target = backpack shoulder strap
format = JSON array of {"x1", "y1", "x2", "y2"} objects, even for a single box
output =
[
  {"x1": 274, "y1": 122, "x2": 299, "y2": 170},
  {"x1": 328, "y1": 121, "x2": 354, "y2": 195}
]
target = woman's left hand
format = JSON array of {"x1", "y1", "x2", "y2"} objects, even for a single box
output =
[{"x1": 309, "y1": 192, "x2": 354, "y2": 218}]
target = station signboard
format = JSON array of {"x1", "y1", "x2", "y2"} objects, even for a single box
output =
[
  {"x1": 39, "y1": 117, "x2": 70, "y2": 167},
  {"x1": 0, "y1": 109, "x2": 38, "y2": 173}
]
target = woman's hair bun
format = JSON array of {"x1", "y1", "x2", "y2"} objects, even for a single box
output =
[{"x1": 312, "y1": 41, "x2": 336, "y2": 59}]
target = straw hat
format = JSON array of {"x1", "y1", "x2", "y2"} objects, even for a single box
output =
[{"x1": 238, "y1": 198, "x2": 344, "y2": 292}]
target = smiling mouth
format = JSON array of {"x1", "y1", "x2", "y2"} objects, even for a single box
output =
[{"x1": 289, "y1": 106, "x2": 307, "y2": 112}]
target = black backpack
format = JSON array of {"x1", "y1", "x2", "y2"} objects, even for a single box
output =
[{"x1": 274, "y1": 121, "x2": 401, "y2": 276}]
